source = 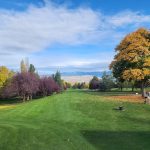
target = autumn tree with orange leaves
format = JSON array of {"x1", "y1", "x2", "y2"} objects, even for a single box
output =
[{"x1": 110, "y1": 28, "x2": 150, "y2": 97}]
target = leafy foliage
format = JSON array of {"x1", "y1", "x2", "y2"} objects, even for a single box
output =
[
  {"x1": 99, "y1": 72, "x2": 115, "y2": 91},
  {"x1": 0, "y1": 61, "x2": 62, "y2": 101},
  {"x1": 53, "y1": 71, "x2": 63, "y2": 88},
  {"x1": 38, "y1": 76, "x2": 60, "y2": 96},
  {"x1": 29, "y1": 64, "x2": 36, "y2": 73},
  {"x1": 110, "y1": 28, "x2": 150, "y2": 95},
  {"x1": 89, "y1": 76, "x2": 100, "y2": 89},
  {"x1": 0, "y1": 66, "x2": 14, "y2": 88},
  {"x1": 12, "y1": 72, "x2": 39, "y2": 101},
  {"x1": 64, "y1": 82, "x2": 72, "y2": 89},
  {"x1": 20, "y1": 59, "x2": 28, "y2": 73},
  {"x1": 72, "y1": 82, "x2": 89, "y2": 89}
]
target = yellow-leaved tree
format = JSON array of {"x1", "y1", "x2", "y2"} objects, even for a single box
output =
[
  {"x1": 0, "y1": 66, "x2": 14, "y2": 88},
  {"x1": 110, "y1": 28, "x2": 150, "y2": 96}
]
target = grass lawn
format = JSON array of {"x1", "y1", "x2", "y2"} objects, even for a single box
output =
[{"x1": 0, "y1": 89, "x2": 150, "y2": 150}]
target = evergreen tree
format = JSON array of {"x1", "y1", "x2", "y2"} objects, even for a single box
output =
[
  {"x1": 101, "y1": 72, "x2": 115, "y2": 91},
  {"x1": 29, "y1": 64, "x2": 36, "y2": 73},
  {"x1": 53, "y1": 71, "x2": 63, "y2": 89}
]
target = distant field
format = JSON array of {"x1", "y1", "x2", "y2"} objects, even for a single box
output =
[
  {"x1": 0, "y1": 89, "x2": 150, "y2": 150},
  {"x1": 62, "y1": 75, "x2": 94, "y2": 84}
]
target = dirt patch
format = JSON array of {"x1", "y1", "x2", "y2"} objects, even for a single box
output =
[
  {"x1": 105, "y1": 95, "x2": 144, "y2": 103},
  {"x1": 0, "y1": 105, "x2": 15, "y2": 110}
]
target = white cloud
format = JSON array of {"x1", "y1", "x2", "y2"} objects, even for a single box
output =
[
  {"x1": 37, "y1": 62, "x2": 110, "y2": 75},
  {"x1": 0, "y1": 3, "x2": 150, "y2": 70},
  {"x1": 0, "y1": 5, "x2": 101, "y2": 55},
  {"x1": 107, "y1": 11, "x2": 150, "y2": 27}
]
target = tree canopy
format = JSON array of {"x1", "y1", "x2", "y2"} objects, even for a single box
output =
[
  {"x1": 89, "y1": 76, "x2": 100, "y2": 89},
  {"x1": 0, "y1": 66, "x2": 14, "y2": 88},
  {"x1": 110, "y1": 28, "x2": 150, "y2": 95},
  {"x1": 29, "y1": 64, "x2": 36, "y2": 73}
]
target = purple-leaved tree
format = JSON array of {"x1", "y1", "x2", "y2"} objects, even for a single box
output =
[
  {"x1": 38, "y1": 76, "x2": 60, "y2": 96},
  {"x1": 11, "y1": 72, "x2": 39, "y2": 101}
]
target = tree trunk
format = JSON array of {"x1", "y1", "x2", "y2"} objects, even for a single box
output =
[
  {"x1": 27, "y1": 95, "x2": 29, "y2": 100},
  {"x1": 120, "y1": 86, "x2": 122, "y2": 91},
  {"x1": 132, "y1": 86, "x2": 134, "y2": 92},
  {"x1": 23, "y1": 95, "x2": 26, "y2": 102},
  {"x1": 131, "y1": 80, "x2": 135, "y2": 92},
  {"x1": 141, "y1": 81, "x2": 145, "y2": 97},
  {"x1": 30, "y1": 95, "x2": 32, "y2": 100},
  {"x1": 120, "y1": 83, "x2": 123, "y2": 91}
]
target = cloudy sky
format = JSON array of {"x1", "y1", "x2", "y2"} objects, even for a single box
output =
[{"x1": 0, "y1": 0, "x2": 150, "y2": 74}]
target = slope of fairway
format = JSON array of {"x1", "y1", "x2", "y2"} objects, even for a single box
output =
[{"x1": 0, "y1": 90, "x2": 150, "y2": 150}]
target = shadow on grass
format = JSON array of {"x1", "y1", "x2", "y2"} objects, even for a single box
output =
[
  {"x1": 0, "y1": 97, "x2": 22, "y2": 105},
  {"x1": 81, "y1": 130, "x2": 150, "y2": 150},
  {"x1": 0, "y1": 94, "x2": 55, "y2": 105},
  {"x1": 0, "y1": 96, "x2": 45, "y2": 105}
]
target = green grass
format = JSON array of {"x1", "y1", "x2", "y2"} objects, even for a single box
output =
[{"x1": 0, "y1": 89, "x2": 150, "y2": 150}]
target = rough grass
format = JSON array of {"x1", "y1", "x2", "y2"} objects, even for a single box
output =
[
  {"x1": 0, "y1": 89, "x2": 150, "y2": 150},
  {"x1": 105, "y1": 95, "x2": 144, "y2": 103}
]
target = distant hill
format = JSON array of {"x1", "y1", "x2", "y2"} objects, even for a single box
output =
[
  {"x1": 62, "y1": 75, "x2": 93, "y2": 84},
  {"x1": 61, "y1": 71, "x2": 111, "y2": 77}
]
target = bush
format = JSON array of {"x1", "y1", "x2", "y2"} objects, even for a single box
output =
[
  {"x1": 99, "y1": 72, "x2": 115, "y2": 91},
  {"x1": 89, "y1": 76, "x2": 100, "y2": 90},
  {"x1": 65, "y1": 82, "x2": 72, "y2": 89},
  {"x1": 38, "y1": 77, "x2": 60, "y2": 96},
  {"x1": 72, "y1": 82, "x2": 88, "y2": 89},
  {"x1": 99, "y1": 81, "x2": 107, "y2": 91}
]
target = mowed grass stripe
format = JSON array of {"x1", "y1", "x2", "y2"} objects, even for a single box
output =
[{"x1": 0, "y1": 89, "x2": 150, "y2": 150}]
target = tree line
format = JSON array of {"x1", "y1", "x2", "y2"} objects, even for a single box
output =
[
  {"x1": 0, "y1": 28, "x2": 149, "y2": 99},
  {"x1": 0, "y1": 59, "x2": 69, "y2": 102},
  {"x1": 72, "y1": 28, "x2": 150, "y2": 95}
]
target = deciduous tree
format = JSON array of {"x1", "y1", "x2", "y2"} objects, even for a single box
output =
[
  {"x1": 12, "y1": 72, "x2": 39, "y2": 101},
  {"x1": 20, "y1": 59, "x2": 27, "y2": 73},
  {"x1": 0, "y1": 66, "x2": 14, "y2": 88},
  {"x1": 89, "y1": 76, "x2": 100, "y2": 90},
  {"x1": 110, "y1": 28, "x2": 150, "y2": 96},
  {"x1": 38, "y1": 77, "x2": 60, "y2": 96}
]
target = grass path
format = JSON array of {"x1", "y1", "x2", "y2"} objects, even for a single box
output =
[{"x1": 0, "y1": 90, "x2": 150, "y2": 150}]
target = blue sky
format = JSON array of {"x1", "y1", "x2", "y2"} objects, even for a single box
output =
[{"x1": 0, "y1": 0, "x2": 150, "y2": 74}]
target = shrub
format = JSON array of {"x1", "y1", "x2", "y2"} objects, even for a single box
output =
[
  {"x1": 89, "y1": 76, "x2": 100, "y2": 90},
  {"x1": 38, "y1": 76, "x2": 60, "y2": 96},
  {"x1": 101, "y1": 73, "x2": 115, "y2": 91},
  {"x1": 65, "y1": 82, "x2": 72, "y2": 89},
  {"x1": 72, "y1": 82, "x2": 89, "y2": 89}
]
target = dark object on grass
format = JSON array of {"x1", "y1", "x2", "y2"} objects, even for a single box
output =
[
  {"x1": 144, "y1": 92, "x2": 150, "y2": 104},
  {"x1": 118, "y1": 106, "x2": 124, "y2": 111},
  {"x1": 114, "y1": 106, "x2": 124, "y2": 111}
]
